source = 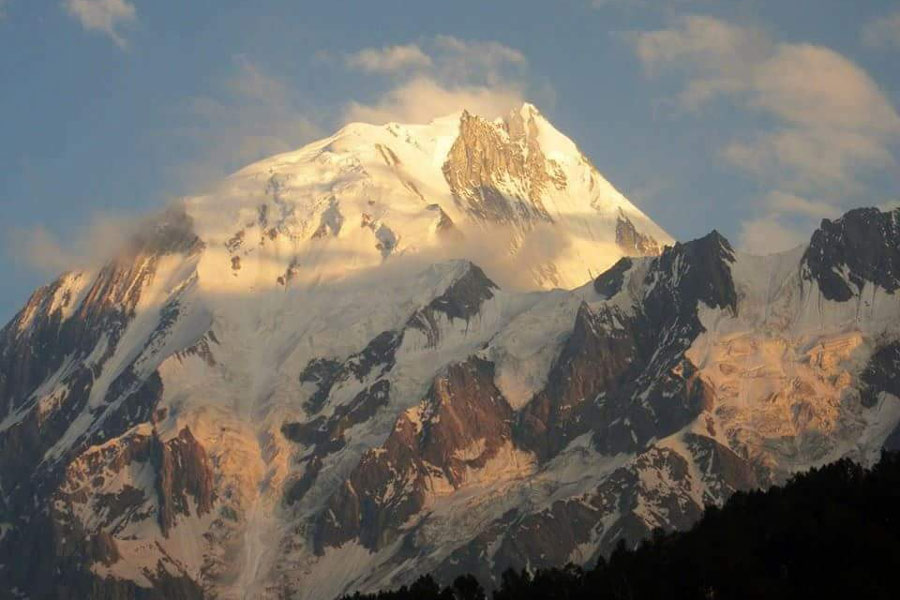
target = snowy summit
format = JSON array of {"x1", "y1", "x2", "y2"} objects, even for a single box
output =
[{"x1": 187, "y1": 103, "x2": 672, "y2": 294}]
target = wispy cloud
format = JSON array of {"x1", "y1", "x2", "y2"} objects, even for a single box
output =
[
  {"x1": 432, "y1": 35, "x2": 526, "y2": 84},
  {"x1": 62, "y1": 0, "x2": 136, "y2": 48},
  {"x1": 631, "y1": 16, "x2": 900, "y2": 189},
  {"x1": 631, "y1": 16, "x2": 770, "y2": 106},
  {"x1": 343, "y1": 36, "x2": 532, "y2": 124},
  {"x1": 629, "y1": 15, "x2": 900, "y2": 251},
  {"x1": 345, "y1": 77, "x2": 525, "y2": 125},
  {"x1": 763, "y1": 190, "x2": 839, "y2": 220},
  {"x1": 737, "y1": 190, "x2": 840, "y2": 254},
  {"x1": 346, "y1": 44, "x2": 432, "y2": 73},
  {"x1": 164, "y1": 36, "x2": 535, "y2": 194},
  {"x1": 6, "y1": 203, "x2": 189, "y2": 275},
  {"x1": 737, "y1": 216, "x2": 807, "y2": 255},
  {"x1": 172, "y1": 56, "x2": 323, "y2": 191},
  {"x1": 591, "y1": 0, "x2": 714, "y2": 12},
  {"x1": 862, "y1": 9, "x2": 900, "y2": 49}
]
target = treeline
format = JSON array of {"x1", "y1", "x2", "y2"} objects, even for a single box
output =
[{"x1": 340, "y1": 451, "x2": 900, "y2": 599}]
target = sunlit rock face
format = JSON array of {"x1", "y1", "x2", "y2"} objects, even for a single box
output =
[
  {"x1": 614, "y1": 209, "x2": 660, "y2": 257},
  {"x1": 2, "y1": 102, "x2": 899, "y2": 600},
  {"x1": 442, "y1": 108, "x2": 558, "y2": 226}
]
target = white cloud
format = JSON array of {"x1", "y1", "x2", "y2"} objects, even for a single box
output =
[
  {"x1": 432, "y1": 35, "x2": 526, "y2": 84},
  {"x1": 169, "y1": 37, "x2": 536, "y2": 191},
  {"x1": 862, "y1": 9, "x2": 900, "y2": 49},
  {"x1": 10, "y1": 210, "x2": 153, "y2": 274},
  {"x1": 751, "y1": 44, "x2": 900, "y2": 135},
  {"x1": 345, "y1": 77, "x2": 524, "y2": 124},
  {"x1": 763, "y1": 190, "x2": 839, "y2": 220},
  {"x1": 723, "y1": 126, "x2": 895, "y2": 191},
  {"x1": 633, "y1": 17, "x2": 770, "y2": 107},
  {"x1": 342, "y1": 36, "x2": 532, "y2": 124},
  {"x1": 346, "y1": 44, "x2": 432, "y2": 73},
  {"x1": 736, "y1": 191, "x2": 840, "y2": 254},
  {"x1": 727, "y1": 43, "x2": 900, "y2": 190},
  {"x1": 592, "y1": 0, "x2": 720, "y2": 15},
  {"x1": 631, "y1": 17, "x2": 900, "y2": 192},
  {"x1": 738, "y1": 215, "x2": 808, "y2": 255},
  {"x1": 630, "y1": 15, "x2": 900, "y2": 247},
  {"x1": 7, "y1": 202, "x2": 201, "y2": 277},
  {"x1": 62, "y1": 0, "x2": 136, "y2": 48}
]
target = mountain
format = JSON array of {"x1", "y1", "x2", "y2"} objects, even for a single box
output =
[
  {"x1": 189, "y1": 102, "x2": 671, "y2": 294},
  {"x1": 1, "y1": 104, "x2": 899, "y2": 600},
  {"x1": 341, "y1": 451, "x2": 900, "y2": 600}
]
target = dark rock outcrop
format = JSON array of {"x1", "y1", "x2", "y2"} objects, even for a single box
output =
[
  {"x1": 593, "y1": 257, "x2": 632, "y2": 298},
  {"x1": 518, "y1": 231, "x2": 733, "y2": 460},
  {"x1": 859, "y1": 341, "x2": 900, "y2": 449},
  {"x1": 299, "y1": 331, "x2": 402, "y2": 415},
  {"x1": 151, "y1": 427, "x2": 215, "y2": 537},
  {"x1": 283, "y1": 380, "x2": 392, "y2": 504},
  {"x1": 802, "y1": 207, "x2": 900, "y2": 301},
  {"x1": 406, "y1": 263, "x2": 497, "y2": 347},
  {"x1": 859, "y1": 342, "x2": 900, "y2": 409},
  {"x1": 299, "y1": 262, "x2": 495, "y2": 414},
  {"x1": 615, "y1": 212, "x2": 661, "y2": 257},
  {"x1": 684, "y1": 433, "x2": 759, "y2": 501}
]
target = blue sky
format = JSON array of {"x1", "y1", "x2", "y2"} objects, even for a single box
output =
[{"x1": 1, "y1": 0, "x2": 898, "y2": 320}]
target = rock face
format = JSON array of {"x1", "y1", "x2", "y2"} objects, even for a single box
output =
[
  {"x1": 616, "y1": 210, "x2": 661, "y2": 257},
  {"x1": 0, "y1": 206, "x2": 208, "y2": 598},
  {"x1": 152, "y1": 427, "x2": 215, "y2": 536},
  {"x1": 2, "y1": 103, "x2": 900, "y2": 600},
  {"x1": 315, "y1": 358, "x2": 515, "y2": 553},
  {"x1": 518, "y1": 231, "x2": 734, "y2": 460},
  {"x1": 442, "y1": 109, "x2": 556, "y2": 226},
  {"x1": 802, "y1": 207, "x2": 900, "y2": 301}
]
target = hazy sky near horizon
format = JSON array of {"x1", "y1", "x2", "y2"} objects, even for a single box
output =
[{"x1": 1, "y1": 0, "x2": 898, "y2": 320}]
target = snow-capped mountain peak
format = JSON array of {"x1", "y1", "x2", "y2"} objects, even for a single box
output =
[
  {"x1": 9, "y1": 108, "x2": 900, "y2": 600},
  {"x1": 186, "y1": 104, "x2": 672, "y2": 298}
]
